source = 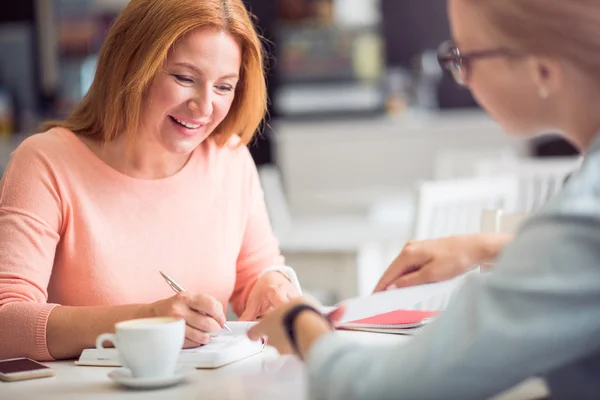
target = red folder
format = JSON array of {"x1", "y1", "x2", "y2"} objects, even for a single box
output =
[{"x1": 341, "y1": 309, "x2": 438, "y2": 330}]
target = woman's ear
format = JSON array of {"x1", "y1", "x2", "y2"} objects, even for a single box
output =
[{"x1": 528, "y1": 56, "x2": 564, "y2": 99}]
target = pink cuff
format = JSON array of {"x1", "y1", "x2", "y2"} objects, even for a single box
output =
[{"x1": 34, "y1": 303, "x2": 59, "y2": 361}]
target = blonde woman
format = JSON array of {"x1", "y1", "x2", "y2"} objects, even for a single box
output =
[
  {"x1": 250, "y1": 0, "x2": 600, "y2": 398},
  {"x1": 0, "y1": 0, "x2": 299, "y2": 361}
]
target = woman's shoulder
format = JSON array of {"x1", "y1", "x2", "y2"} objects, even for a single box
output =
[
  {"x1": 195, "y1": 136, "x2": 260, "y2": 197},
  {"x1": 13, "y1": 127, "x2": 78, "y2": 161},
  {"x1": 203, "y1": 134, "x2": 255, "y2": 167},
  {"x1": 0, "y1": 128, "x2": 80, "y2": 210},
  {"x1": 3, "y1": 128, "x2": 87, "y2": 184},
  {"x1": 537, "y1": 151, "x2": 600, "y2": 218}
]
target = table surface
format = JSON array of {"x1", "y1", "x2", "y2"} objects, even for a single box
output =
[{"x1": 1, "y1": 331, "x2": 548, "y2": 400}]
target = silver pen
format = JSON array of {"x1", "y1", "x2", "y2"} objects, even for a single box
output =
[{"x1": 159, "y1": 271, "x2": 232, "y2": 332}]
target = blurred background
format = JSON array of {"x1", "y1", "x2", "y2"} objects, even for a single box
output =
[{"x1": 0, "y1": 0, "x2": 581, "y2": 304}]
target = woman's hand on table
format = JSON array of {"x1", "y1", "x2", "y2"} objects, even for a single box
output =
[
  {"x1": 148, "y1": 292, "x2": 226, "y2": 348},
  {"x1": 239, "y1": 271, "x2": 301, "y2": 321}
]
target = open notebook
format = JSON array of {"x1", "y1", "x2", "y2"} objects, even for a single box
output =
[
  {"x1": 76, "y1": 321, "x2": 262, "y2": 369},
  {"x1": 333, "y1": 277, "x2": 464, "y2": 335}
]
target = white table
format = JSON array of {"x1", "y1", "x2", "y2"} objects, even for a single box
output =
[{"x1": 1, "y1": 331, "x2": 548, "y2": 400}]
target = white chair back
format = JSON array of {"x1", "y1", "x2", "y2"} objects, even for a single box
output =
[
  {"x1": 412, "y1": 176, "x2": 519, "y2": 240},
  {"x1": 475, "y1": 156, "x2": 582, "y2": 212},
  {"x1": 257, "y1": 165, "x2": 293, "y2": 238}
]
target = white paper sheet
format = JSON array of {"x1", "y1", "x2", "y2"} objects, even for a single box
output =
[{"x1": 334, "y1": 277, "x2": 464, "y2": 324}]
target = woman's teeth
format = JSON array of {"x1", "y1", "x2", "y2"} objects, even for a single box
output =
[{"x1": 172, "y1": 117, "x2": 200, "y2": 129}]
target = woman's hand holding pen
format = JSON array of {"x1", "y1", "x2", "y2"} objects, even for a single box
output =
[{"x1": 147, "y1": 292, "x2": 226, "y2": 348}]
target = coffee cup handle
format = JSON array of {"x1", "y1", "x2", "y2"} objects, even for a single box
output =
[{"x1": 96, "y1": 333, "x2": 117, "y2": 349}]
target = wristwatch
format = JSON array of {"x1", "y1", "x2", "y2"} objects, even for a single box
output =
[{"x1": 282, "y1": 304, "x2": 328, "y2": 359}]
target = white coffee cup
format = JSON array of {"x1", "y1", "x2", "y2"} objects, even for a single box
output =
[{"x1": 96, "y1": 317, "x2": 185, "y2": 378}]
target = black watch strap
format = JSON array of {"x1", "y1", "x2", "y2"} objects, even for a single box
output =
[{"x1": 283, "y1": 304, "x2": 327, "y2": 359}]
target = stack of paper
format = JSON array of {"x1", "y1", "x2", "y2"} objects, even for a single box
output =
[
  {"x1": 331, "y1": 277, "x2": 463, "y2": 335},
  {"x1": 337, "y1": 309, "x2": 438, "y2": 334}
]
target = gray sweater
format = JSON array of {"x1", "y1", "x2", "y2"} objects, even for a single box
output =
[{"x1": 307, "y1": 140, "x2": 600, "y2": 399}]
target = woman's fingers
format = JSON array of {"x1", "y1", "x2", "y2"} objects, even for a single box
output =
[
  {"x1": 184, "y1": 293, "x2": 226, "y2": 325},
  {"x1": 374, "y1": 243, "x2": 430, "y2": 292}
]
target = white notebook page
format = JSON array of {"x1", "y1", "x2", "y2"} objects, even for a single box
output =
[{"x1": 336, "y1": 277, "x2": 465, "y2": 324}]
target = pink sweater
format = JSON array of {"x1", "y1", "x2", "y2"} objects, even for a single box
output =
[{"x1": 0, "y1": 128, "x2": 284, "y2": 361}]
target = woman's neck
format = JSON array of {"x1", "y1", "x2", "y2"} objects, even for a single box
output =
[
  {"x1": 564, "y1": 119, "x2": 600, "y2": 154},
  {"x1": 559, "y1": 85, "x2": 600, "y2": 153},
  {"x1": 79, "y1": 135, "x2": 192, "y2": 179}
]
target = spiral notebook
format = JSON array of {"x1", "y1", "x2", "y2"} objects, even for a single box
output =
[{"x1": 76, "y1": 322, "x2": 263, "y2": 369}]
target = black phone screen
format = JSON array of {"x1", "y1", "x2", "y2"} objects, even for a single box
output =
[{"x1": 0, "y1": 358, "x2": 50, "y2": 374}]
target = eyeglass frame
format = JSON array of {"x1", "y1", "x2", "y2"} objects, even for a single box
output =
[{"x1": 437, "y1": 40, "x2": 522, "y2": 86}]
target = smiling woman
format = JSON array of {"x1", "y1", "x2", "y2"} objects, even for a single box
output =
[{"x1": 0, "y1": 0, "x2": 299, "y2": 362}]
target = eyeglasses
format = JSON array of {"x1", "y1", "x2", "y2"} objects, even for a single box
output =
[{"x1": 437, "y1": 40, "x2": 521, "y2": 87}]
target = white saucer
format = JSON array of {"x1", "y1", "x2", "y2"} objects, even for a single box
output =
[{"x1": 108, "y1": 366, "x2": 194, "y2": 389}]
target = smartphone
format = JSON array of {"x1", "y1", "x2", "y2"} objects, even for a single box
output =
[{"x1": 0, "y1": 358, "x2": 55, "y2": 382}]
